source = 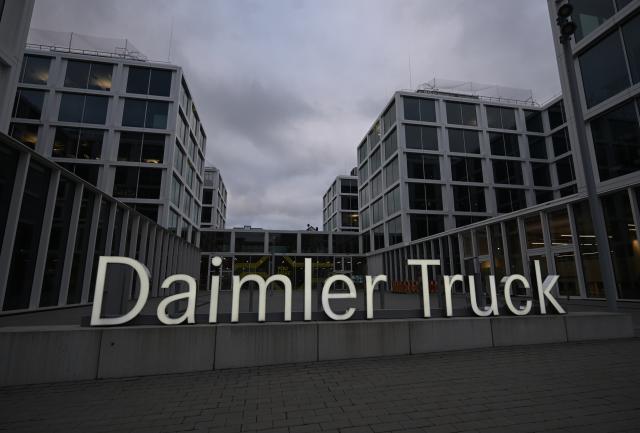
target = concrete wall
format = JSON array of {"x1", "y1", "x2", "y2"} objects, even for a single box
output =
[{"x1": 0, "y1": 313, "x2": 633, "y2": 386}]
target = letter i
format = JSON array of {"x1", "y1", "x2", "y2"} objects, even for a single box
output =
[{"x1": 209, "y1": 256, "x2": 222, "y2": 323}]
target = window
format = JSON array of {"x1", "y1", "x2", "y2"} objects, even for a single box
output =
[
  {"x1": 301, "y1": 233, "x2": 328, "y2": 253},
  {"x1": 528, "y1": 135, "x2": 547, "y2": 159},
  {"x1": 408, "y1": 183, "x2": 442, "y2": 210},
  {"x1": 117, "y1": 132, "x2": 165, "y2": 163},
  {"x1": 405, "y1": 125, "x2": 438, "y2": 150},
  {"x1": 406, "y1": 153, "x2": 440, "y2": 180},
  {"x1": 127, "y1": 67, "x2": 172, "y2": 97},
  {"x1": 572, "y1": 0, "x2": 615, "y2": 42},
  {"x1": 58, "y1": 94, "x2": 108, "y2": 124},
  {"x1": 495, "y1": 188, "x2": 527, "y2": 213},
  {"x1": 361, "y1": 207, "x2": 370, "y2": 229},
  {"x1": 269, "y1": 233, "x2": 297, "y2": 253},
  {"x1": 489, "y1": 133, "x2": 519, "y2": 157},
  {"x1": 373, "y1": 225, "x2": 385, "y2": 250},
  {"x1": 560, "y1": 185, "x2": 578, "y2": 197},
  {"x1": 623, "y1": 13, "x2": 640, "y2": 85},
  {"x1": 492, "y1": 160, "x2": 523, "y2": 185},
  {"x1": 358, "y1": 140, "x2": 367, "y2": 164},
  {"x1": 359, "y1": 184, "x2": 369, "y2": 207},
  {"x1": 453, "y1": 186, "x2": 486, "y2": 212},
  {"x1": 579, "y1": 31, "x2": 630, "y2": 108},
  {"x1": 52, "y1": 127, "x2": 104, "y2": 159},
  {"x1": 383, "y1": 129, "x2": 397, "y2": 160},
  {"x1": 524, "y1": 110, "x2": 543, "y2": 133},
  {"x1": 387, "y1": 216, "x2": 403, "y2": 246},
  {"x1": 64, "y1": 60, "x2": 113, "y2": 91},
  {"x1": 371, "y1": 172, "x2": 383, "y2": 198},
  {"x1": 446, "y1": 102, "x2": 477, "y2": 126},
  {"x1": 0, "y1": 147, "x2": 19, "y2": 247},
  {"x1": 122, "y1": 99, "x2": 169, "y2": 129},
  {"x1": 9, "y1": 123, "x2": 38, "y2": 149},
  {"x1": 172, "y1": 176, "x2": 182, "y2": 206},
  {"x1": 368, "y1": 122, "x2": 381, "y2": 148},
  {"x1": 113, "y1": 167, "x2": 162, "y2": 199},
  {"x1": 12, "y1": 89, "x2": 45, "y2": 120},
  {"x1": 371, "y1": 198, "x2": 384, "y2": 224},
  {"x1": 19, "y1": 55, "x2": 51, "y2": 85},
  {"x1": 58, "y1": 162, "x2": 100, "y2": 186},
  {"x1": 341, "y1": 178, "x2": 357, "y2": 194},
  {"x1": 455, "y1": 215, "x2": 486, "y2": 228},
  {"x1": 341, "y1": 212, "x2": 358, "y2": 228},
  {"x1": 404, "y1": 97, "x2": 436, "y2": 122},
  {"x1": 382, "y1": 101, "x2": 396, "y2": 132},
  {"x1": 448, "y1": 128, "x2": 480, "y2": 154},
  {"x1": 552, "y1": 128, "x2": 570, "y2": 156},
  {"x1": 486, "y1": 106, "x2": 516, "y2": 130},
  {"x1": 535, "y1": 190, "x2": 555, "y2": 204},
  {"x1": 385, "y1": 186, "x2": 400, "y2": 216},
  {"x1": 410, "y1": 215, "x2": 444, "y2": 241},
  {"x1": 531, "y1": 163, "x2": 552, "y2": 186},
  {"x1": 358, "y1": 161, "x2": 368, "y2": 184},
  {"x1": 370, "y1": 146, "x2": 381, "y2": 173},
  {"x1": 450, "y1": 157, "x2": 483, "y2": 182},
  {"x1": 547, "y1": 100, "x2": 566, "y2": 130},
  {"x1": 556, "y1": 156, "x2": 576, "y2": 184},
  {"x1": 590, "y1": 100, "x2": 640, "y2": 181},
  {"x1": 341, "y1": 195, "x2": 358, "y2": 210},
  {"x1": 384, "y1": 157, "x2": 399, "y2": 187}
]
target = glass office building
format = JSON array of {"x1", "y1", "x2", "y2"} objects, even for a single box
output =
[
  {"x1": 200, "y1": 167, "x2": 227, "y2": 229},
  {"x1": 8, "y1": 30, "x2": 207, "y2": 245},
  {"x1": 323, "y1": 171, "x2": 359, "y2": 232}
]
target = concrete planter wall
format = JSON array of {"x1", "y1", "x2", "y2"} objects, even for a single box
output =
[{"x1": 0, "y1": 312, "x2": 633, "y2": 386}]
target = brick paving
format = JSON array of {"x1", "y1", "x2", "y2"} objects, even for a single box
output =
[{"x1": 1, "y1": 339, "x2": 640, "y2": 433}]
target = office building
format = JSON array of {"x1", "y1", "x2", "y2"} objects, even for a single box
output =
[
  {"x1": 8, "y1": 30, "x2": 207, "y2": 244},
  {"x1": 0, "y1": 0, "x2": 35, "y2": 131},
  {"x1": 201, "y1": 167, "x2": 227, "y2": 229},
  {"x1": 356, "y1": 81, "x2": 576, "y2": 254},
  {"x1": 322, "y1": 170, "x2": 359, "y2": 232}
]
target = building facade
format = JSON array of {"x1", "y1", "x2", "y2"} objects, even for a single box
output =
[
  {"x1": 8, "y1": 31, "x2": 207, "y2": 244},
  {"x1": 322, "y1": 171, "x2": 358, "y2": 232},
  {"x1": 201, "y1": 167, "x2": 227, "y2": 229},
  {"x1": 0, "y1": 0, "x2": 35, "y2": 131},
  {"x1": 356, "y1": 84, "x2": 577, "y2": 255}
]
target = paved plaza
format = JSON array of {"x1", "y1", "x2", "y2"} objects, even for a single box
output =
[{"x1": 1, "y1": 339, "x2": 639, "y2": 433}]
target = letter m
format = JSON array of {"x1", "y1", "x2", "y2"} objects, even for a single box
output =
[{"x1": 231, "y1": 274, "x2": 292, "y2": 322}]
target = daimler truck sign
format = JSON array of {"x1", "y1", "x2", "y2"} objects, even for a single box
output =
[{"x1": 90, "y1": 256, "x2": 566, "y2": 326}]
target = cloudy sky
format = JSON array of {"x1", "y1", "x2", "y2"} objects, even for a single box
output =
[{"x1": 32, "y1": 0, "x2": 561, "y2": 229}]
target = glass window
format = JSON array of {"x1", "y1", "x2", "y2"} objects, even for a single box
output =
[
  {"x1": 572, "y1": 0, "x2": 615, "y2": 42},
  {"x1": 20, "y1": 55, "x2": 51, "y2": 85},
  {"x1": 368, "y1": 122, "x2": 381, "y2": 148},
  {"x1": 0, "y1": 147, "x2": 18, "y2": 249},
  {"x1": 149, "y1": 69, "x2": 172, "y2": 97},
  {"x1": 113, "y1": 167, "x2": 162, "y2": 199},
  {"x1": 383, "y1": 129, "x2": 397, "y2": 160},
  {"x1": 83, "y1": 95, "x2": 109, "y2": 124},
  {"x1": 384, "y1": 157, "x2": 399, "y2": 187},
  {"x1": 357, "y1": 140, "x2": 367, "y2": 164},
  {"x1": 370, "y1": 146, "x2": 381, "y2": 173},
  {"x1": 532, "y1": 162, "x2": 552, "y2": 186},
  {"x1": 127, "y1": 67, "x2": 150, "y2": 94},
  {"x1": 358, "y1": 161, "x2": 368, "y2": 184},
  {"x1": 590, "y1": 100, "x2": 640, "y2": 181},
  {"x1": 450, "y1": 157, "x2": 483, "y2": 183},
  {"x1": 525, "y1": 215, "x2": 544, "y2": 249},
  {"x1": 117, "y1": 132, "x2": 165, "y2": 163},
  {"x1": 579, "y1": 30, "x2": 630, "y2": 108},
  {"x1": 382, "y1": 101, "x2": 396, "y2": 133},
  {"x1": 492, "y1": 160, "x2": 523, "y2": 185},
  {"x1": 333, "y1": 235, "x2": 359, "y2": 254},
  {"x1": 446, "y1": 102, "x2": 477, "y2": 126},
  {"x1": 387, "y1": 216, "x2": 402, "y2": 246},
  {"x1": 556, "y1": 156, "x2": 576, "y2": 185},
  {"x1": 528, "y1": 135, "x2": 547, "y2": 159},
  {"x1": 301, "y1": 233, "x2": 328, "y2": 253},
  {"x1": 404, "y1": 97, "x2": 436, "y2": 122},
  {"x1": 58, "y1": 94, "x2": 108, "y2": 124},
  {"x1": 341, "y1": 178, "x2": 357, "y2": 194},
  {"x1": 9, "y1": 123, "x2": 38, "y2": 149},
  {"x1": 489, "y1": 133, "x2": 520, "y2": 157},
  {"x1": 406, "y1": 153, "x2": 440, "y2": 180},
  {"x1": 269, "y1": 233, "x2": 297, "y2": 253},
  {"x1": 385, "y1": 186, "x2": 401, "y2": 216},
  {"x1": 535, "y1": 190, "x2": 555, "y2": 204},
  {"x1": 146, "y1": 101, "x2": 169, "y2": 129},
  {"x1": 372, "y1": 225, "x2": 385, "y2": 250},
  {"x1": 405, "y1": 124, "x2": 438, "y2": 151},
  {"x1": 122, "y1": 99, "x2": 169, "y2": 129},
  {"x1": 370, "y1": 172, "x2": 383, "y2": 198},
  {"x1": 555, "y1": 253, "x2": 580, "y2": 296},
  {"x1": 200, "y1": 231, "x2": 231, "y2": 252},
  {"x1": 486, "y1": 106, "x2": 516, "y2": 130},
  {"x1": 505, "y1": 220, "x2": 523, "y2": 274},
  {"x1": 408, "y1": 183, "x2": 442, "y2": 210},
  {"x1": 549, "y1": 208, "x2": 572, "y2": 247},
  {"x1": 410, "y1": 214, "x2": 444, "y2": 241},
  {"x1": 622, "y1": 13, "x2": 640, "y2": 85},
  {"x1": 4, "y1": 164, "x2": 50, "y2": 309},
  {"x1": 602, "y1": 191, "x2": 640, "y2": 299},
  {"x1": 524, "y1": 110, "x2": 543, "y2": 133},
  {"x1": 12, "y1": 89, "x2": 45, "y2": 120},
  {"x1": 495, "y1": 188, "x2": 527, "y2": 213},
  {"x1": 65, "y1": 60, "x2": 113, "y2": 91},
  {"x1": 452, "y1": 186, "x2": 486, "y2": 212},
  {"x1": 53, "y1": 127, "x2": 104, "y2": 159},
  {"x1": 552, "y1": 128, "x2": 570, "y2": 156},
  {"x1": 371, "y1": 198, "x2": 384, "y2": 223},
  {"x1": 547, "y1": 100, "x2": 566, "y2": 130},
  {"x1": 448, "y1": 128, "x2": 480, "y2": 154}
]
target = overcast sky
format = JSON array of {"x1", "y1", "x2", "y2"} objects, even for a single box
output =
[{"x1": 31, "y1": 0, "x2": 561, "y2": 230}]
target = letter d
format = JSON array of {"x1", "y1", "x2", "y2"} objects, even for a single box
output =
[{"x1": 90, "y1": 256, "x2": 150, "y2": 326}]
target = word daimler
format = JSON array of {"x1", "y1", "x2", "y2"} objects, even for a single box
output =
[{"x1": 90, "y1": 256, "x2": 566, "y2": 326}]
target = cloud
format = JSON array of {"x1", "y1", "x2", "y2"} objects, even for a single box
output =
[{"x1": 31, "y1": 0, "x2": 561, "y2": 229}]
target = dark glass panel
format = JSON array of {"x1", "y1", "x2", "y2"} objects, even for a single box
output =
[
  {"x1": 67, "y1": 189, "x2": 95, "y2": 304},
  {"x1": 20, "y1": 55, "x2": 51, "y2": 85},
  {"x1": 333, "y1": 234, "x2": 359, "y2": 253},
  {"x1": 122, "y1": 99, "x2": 146, "y2": 127},
  {"x1": 82, "y1": 95, "x2": 108, "y2": 124},
  {"x1": 77, "y1": 129, "x2": 104, "y2": 159},
  {"x1": 146, "y1": 101, "x2": 169, "y2": 129},
  {"x1": 0, "y1": 147, "x2": 19, "y2": 270},
  {"x1": 9, "y1": 123, "x2": 38, "y2": 149},
  {"x1": 573, "y1": 0, "x2": 615, "y2": 41},
  {"x1": 137, "y1": 168, "x2": 162, "y2": 199},
  {"x1": 141, "y1": 133, "x2": 165, "y2": 163},
  {"x1": 200, "y1": 231, "x2": 231, "y2": 252},
  {"x1": 127, "y1": 67, "x2": 150, "y2": 94},
  {"x1": 113, "y1": 167, "x2": 138, "y2": 198},
  {"x1": 88, "y1": 63, "x2": 113, "y2": 91},
  {"x1": 547, "y1": 100, "x2": 566, "y2": 130},
  {"x1": 13, "y1": 89, "x2": 45, "y2": 119},
  {"x1": 58, "y1": 93, "x2": 84, "y2": 123},
  {"x1": 555, "y1": 253, "x2": 580, "y2": 296},
  {"x1": 117, "y1": 132, "x2": 143, "y2": 162},
  {"x1": 525, "y1": 215, "x2": 544, "y2": 249},
  {"x1": 301, "y1": 233, "x2": 328, "y2": 253},
  {"x1": 149, "y1": 69, "x2": 172, "y2": 97},
  {"x1": 524, "y1": 110, "x2": 543, "y2": 133},
  {"x1": 528, "y1": 135, "x2": 547, "y2": 159},
  {"x1": 410, "y1": 214, "x2": 444, "y2": 241},
  {"x1": 64, "y1": 60, "x2": 90, "y2": 88}
]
